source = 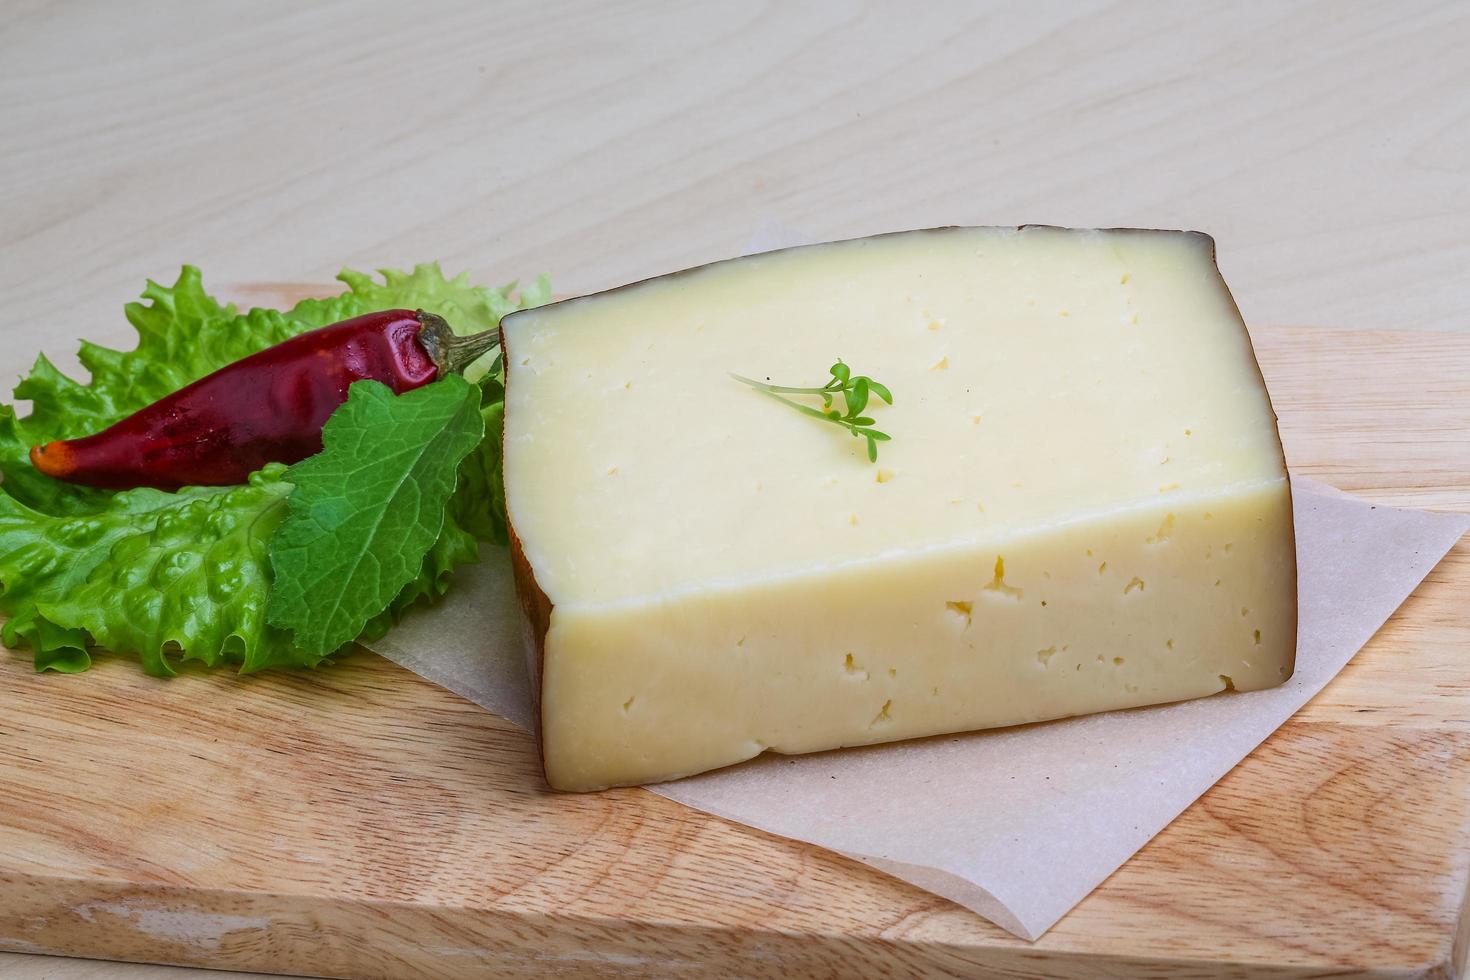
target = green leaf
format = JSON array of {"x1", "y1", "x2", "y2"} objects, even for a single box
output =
[
  {"x1": 360, "y1": 505, "x2": 481, "y2": 643},
  {"x1": 731, "y1": 361, "x2": 895, "y2": 462},
  {"x1": 4, "y1": 269, "x2": 350, "y2": 506},
  {"x1": 0, "y1": 464, "x2": 309, "y2": 676},
  {"x1": 0, "y1": 261, "x2": 548, "y2": 674},
  {"x1": 0, "y1": 262, "x2": 546, "y2": 674},
  {"x1": 452, "y1": 398, "x2": 510, "y2": 545},
  {"x1": 0, "y1": 263, "x2": 546, "y2": 517},
  {"x1": 265, "y1": 376, "x2": 486, "y2": 656},
  {"x1": 0, "y1": 405, "x2": 112, "y2": 516}
]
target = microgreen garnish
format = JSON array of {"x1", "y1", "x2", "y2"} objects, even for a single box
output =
[{"x1": 730, "y1": 360, "x2": 894, "y2": 462}]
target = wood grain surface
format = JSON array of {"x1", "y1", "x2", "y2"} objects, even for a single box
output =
[
  {"x1": 0, "y1": 319, "x2": 1465, "y2": 979},
  {"x1": 4, "y1": 2, "x2": 1469, "y2": 977}
]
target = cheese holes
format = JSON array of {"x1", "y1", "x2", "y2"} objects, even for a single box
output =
[
  {"x1": 1148, "y1": 513, "x2": 1175, "y2": 544},
  {"x1": 869, "y1": 699, "x2": 893, "y2": 728},
  {"x1": 983, "y1": 556, "x2": 1022, "y2": 600},
  {"x1": 945, "y1": 600, "x2": 974, "y2": 628}
]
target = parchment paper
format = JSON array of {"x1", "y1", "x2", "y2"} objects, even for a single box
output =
[
  {"x1": 365, "y1": 479, "x2": 1468, "y2": 940},
  {"x1": 363, "y1": 226, "x2": 1470, "y2": 940}
]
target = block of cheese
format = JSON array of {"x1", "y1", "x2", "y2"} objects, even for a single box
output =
[{"x1": 501, "y1": 226, "x2": 1297, "y2": 792}]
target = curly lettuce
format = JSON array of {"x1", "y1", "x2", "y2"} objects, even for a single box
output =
[
  {"x1": 0, "y1": 466, "x2": 297, "y2": 675},
  {"x1": 0, "y1": 263, "x2": 546, "y2": 675}
]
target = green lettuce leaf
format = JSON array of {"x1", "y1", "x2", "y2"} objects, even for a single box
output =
[
  {"x1": 1, "y1": 270, "x2": 336, "y2": 515},
  {"x1": 265, "y1": 377, "x2": 486, "y2": 657},
  {"x1": 0, "y1": 464, "x2": 307, "y2": 676},
  {"x1": 0, "y1": 263, "x2": 547, "y2": 674},
  {"x1": 1, "y1": 263, "x2": 547, "y2": 515},
  {"x1": 452, "y1": 377, "x2": 510, "y2": 545}
]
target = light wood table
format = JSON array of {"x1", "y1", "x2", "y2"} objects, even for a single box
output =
[{"x1": 2, "y1": 2, "x2": 1466, "y2": 977}]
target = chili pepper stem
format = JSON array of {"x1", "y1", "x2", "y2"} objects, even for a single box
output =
[{"x1": 415, "y1": 310, "x2": 500, "y2": 375}]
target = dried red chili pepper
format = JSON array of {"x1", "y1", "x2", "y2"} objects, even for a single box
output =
[{"x1": 29, "y1": 309, "x2": 495, "y2": 491}]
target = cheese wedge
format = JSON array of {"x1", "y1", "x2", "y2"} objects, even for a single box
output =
[{"x1": 502, "y1": 226, "x2": 1296, "y2": 792}]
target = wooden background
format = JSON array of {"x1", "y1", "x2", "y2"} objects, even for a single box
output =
[{"x1": 2, "y1": 1, "x2": 1468, "y2": 977}]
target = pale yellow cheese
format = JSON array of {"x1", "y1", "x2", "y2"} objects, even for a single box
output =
[{"x1": 502, "y1": 226, "x2": 1296, "y2": 792}]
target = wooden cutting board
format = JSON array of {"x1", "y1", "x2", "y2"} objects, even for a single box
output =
[{"x1": 2, "y1": 300, "x2": 1469, "y2": 978}]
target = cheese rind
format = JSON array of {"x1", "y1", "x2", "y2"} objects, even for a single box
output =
[{"x1": 502, "y1": 226, "x2": 1296, "y2": 792}]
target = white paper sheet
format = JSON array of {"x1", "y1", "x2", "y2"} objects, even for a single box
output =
[
  {"x1": 363, "y1": 223, "x2": 1470, "y2": 939},
  {"x1": 368, "y1": 478, "x2": 1467, "y2": 940}
]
